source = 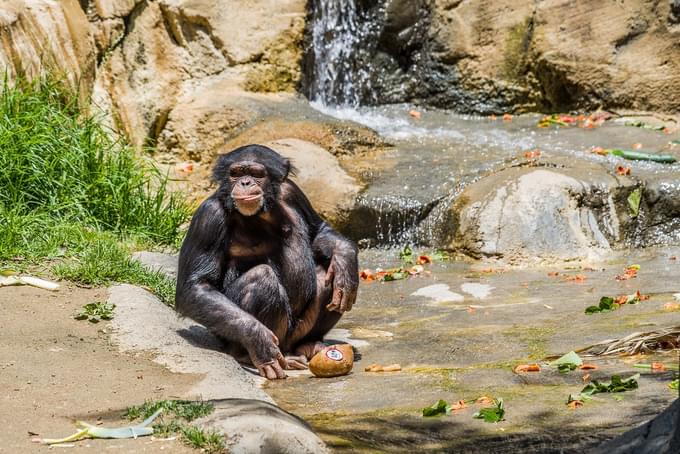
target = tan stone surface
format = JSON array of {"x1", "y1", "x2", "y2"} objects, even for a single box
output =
[
  {"x1": 265, "y1": 138, "x2": 361, "y2": 223},
  {"x1": 0, "y1": 0, "x2": 95, "y2": 92}
]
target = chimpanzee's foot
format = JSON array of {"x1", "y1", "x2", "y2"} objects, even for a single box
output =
[
  {"x1": 284, "y1": 355, "x2": 308, "y2": 370},
  {"x1": 294, "y1": 341, "x2": 326, "y2": 360}
]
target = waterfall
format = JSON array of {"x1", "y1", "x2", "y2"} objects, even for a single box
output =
[{"x1": 307, "y1": 0, "x2": 382, "y2": 107}]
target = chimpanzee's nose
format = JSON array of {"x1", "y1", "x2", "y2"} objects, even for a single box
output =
[{"x1": 240, "y1": 178, "x2": 253, "y2": 187}]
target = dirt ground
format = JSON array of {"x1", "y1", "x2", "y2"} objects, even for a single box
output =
[{"x1": 0, "y1": 283, "x2": 201, "y2": 453}]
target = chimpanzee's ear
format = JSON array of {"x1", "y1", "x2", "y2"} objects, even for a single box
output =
[
  {"x1": 212, "y1": 153, "x2": 234, "y2": 183},
  {"x1": 282, "y1": 158, "x2": 297, "y2": 181}
]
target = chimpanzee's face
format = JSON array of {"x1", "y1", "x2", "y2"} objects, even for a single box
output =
[{"x1": 228, "y1": 161, "x2": 268, "y2": 216}]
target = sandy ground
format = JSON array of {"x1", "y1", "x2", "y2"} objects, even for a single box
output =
[{"x1": 0, "y1": 283, "x2": 200, "y2": 453}]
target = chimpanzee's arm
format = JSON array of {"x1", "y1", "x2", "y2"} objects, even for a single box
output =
[
  {"x1": 283, "y1": 181, "x2": 359, "y2": 312},
  {"x1": 175, "y1": 198, "x2": 286, "y2": 374}
]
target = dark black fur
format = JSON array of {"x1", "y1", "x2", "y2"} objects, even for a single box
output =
[{"x1": 175, "y1": 144, "x2": 358, "y2": 377}]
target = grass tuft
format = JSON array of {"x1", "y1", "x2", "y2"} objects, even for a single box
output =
[
  {"x1": 0, "y1": 76, "x2": 189, "y2": 244},
  {"x1": 0, "y1": 74, "x2": 189, "y2": 301},
  {"x1": 125, "y1": 400, "x2": 224, "y2": 452},
  {"x1": 181, "y1": 426, "x2": 226, "y2": 453}
]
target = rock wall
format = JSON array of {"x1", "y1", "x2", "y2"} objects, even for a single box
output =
[
  {"x1": 313, "y1": 0, "x2": 680, "y2": 114},
  {"x1": 0, "y1": 0, "x2": 95, "y2": 94}
]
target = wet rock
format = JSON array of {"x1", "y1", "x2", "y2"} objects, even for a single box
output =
[
  {"x1": 593, "y1": 398, "x2": 680, "y2": 454},
  {"x1": 0, "y1": 0, "x2": 95, "y2": 93},
  {"x1": 450, "y1": 163, "x2": 630, "y2": 263},
  {"x1": 198, "y1": 399, "x2": 328, "y2": 454},
  {"x1": 264, "y1": 138, "x2": 361, "y2": 226}
]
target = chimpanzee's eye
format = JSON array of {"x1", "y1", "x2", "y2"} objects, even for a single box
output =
[
  {"x1": 250, "y1": 168, "x2": 266, "y2": 178},
  {"x1": 229, "y1": 167, "x2": 245, "y2": 178}
]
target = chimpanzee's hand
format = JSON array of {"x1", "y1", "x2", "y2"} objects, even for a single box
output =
[
  {"x1": 247, "y1": 325, "x2": 287, "y2": 379},
  {"x1": 324, "y1": 253, "x2": 359, "y2": 313}
]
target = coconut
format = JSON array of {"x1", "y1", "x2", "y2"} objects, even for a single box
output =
[{"x1": 308, "y1": 344, "x2": 354, "y2": 378}]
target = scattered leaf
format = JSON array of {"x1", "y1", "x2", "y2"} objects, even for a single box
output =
[
  {"x1": 473, "y1": 398, "x2": 504, "y2": 423},
  {"x1": 579, "y1": 373, "x2": 640, "y2": 398},
  {"x1": 669, "y1": 379, "x2": 679, "y2": 390},
  {"x1": 550, "y1": 351, "x2": 583, "y2": 373},
  {"x1": 39, "y1": 409, "x2": 162, "y2": 444},
  {"x1": 628, "y1": 188, "x2": 642, "y2": 218},
  {"x1": 422, "y1": 399, "x2": 451, "y2": 417},
  {"x1": 74, "y1": 302, "x2": 115, "y2": 323},
  {"x1": 610, "y1": 148, "x2": 676, "y2": 163},
  {"x1": 399, "y1": 245, "x2": 414, "y2": 264},
  {"x1": 514, "y1": 364, "x2": 541, "y2": 373}
]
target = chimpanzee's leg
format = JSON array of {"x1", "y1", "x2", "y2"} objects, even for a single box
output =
[
  {"x1": 288, "y1": 265, "x2": 343, "y2": 359},
  {"x1": 221, "y1": 265, "x2": 306, "y2": 369}
]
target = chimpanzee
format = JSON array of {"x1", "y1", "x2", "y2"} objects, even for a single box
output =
[{"x1": 175, "y1": 144, "x2": 359, "y2": 379}]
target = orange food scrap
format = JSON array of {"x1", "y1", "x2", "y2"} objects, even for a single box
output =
[
  {"x1": 359, "y1": 269, "x2": 375, "y2": 282},
  {"x1": 416, "y1": 255, "x2": 432, "y2": 265},
  {"x1": 664, "y1": 302, "x2": 680, "y2": 311},
  {"x1": 582, "y1": 373, "x2": 591, "y2": 382},
  {"x1": 616, "y1": 165, "x2": 631, "y2": 176},
  {"x1": 567, "y1": 400, "x2": 584, "y2": 409},
  {"x1": 176, "y1": 162, "x2": 194, "y2": 173},
  {"x1": 632, "y1": 143, "x2": 643, "y2": 150},
  {"x1": 467, "y1": 306, "x2": 476, "y2": 314},
  {"x1": 579, "y1": 364, "x2": 598, "y2": 370},
  {"x1": 670, "y1": 256, "x2": 677, "y2": 261},
  {"x1": 365, "y1": 363, "x2": 402, "y2": 373},
  {"x1": 514, "y1": 364, "x2": 541, "y2": 373},
  {"x1": 547, "y1": 271, "x2": 560, "y2": 277},
  {"x1": 490, "y1": 114, "x2": 497, "y2": 120},
  {"x1": 591, "y1": 146, "x2": 608, "y2": 155},
  {"x1": 409, "y1": 110, "x2": 421, "y2": 119},
  {"x1": 651, "y1": 362, "x2": 666, "y2": 371},
  {"x1": 524, "y1": 150, "x2": 541, "y2": 159},
  {"x1": 503, "y1": 113, "x2": 513, "y2": 121},
  {"x1": 476, "y1": 396, "x2": 494, "y2": 405},
  {"x1": 614, "y1": 294, "x2": 629, "y2": 306},
  {"x1": 565, "y1": 274, "x2": 587, "y2": 283},
  {"x1": 615, "y1": 266, "x2": 638, "y2": 281},
  {"x1": 450, "y1": 400, "x2": 468, "y2": 411}
]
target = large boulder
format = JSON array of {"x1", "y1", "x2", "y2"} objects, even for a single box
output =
[
  {"x1": 0, "y1": 0, "x2": 95, "y2": 92},
  {"x1": 264, "y1": 138, "x2": 362, "y2": 225},
  {"x1": 448, "y1": 161, "x2": 637, "y2": 263}
]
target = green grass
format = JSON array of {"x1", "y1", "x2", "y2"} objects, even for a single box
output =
[
  {"x1": 181, "y1": 426, "x2": 226, "y2": 453},
  {"x1": 124, "y1": 400, "x2": 225, "y2": 453},
  {"x1": 0, "y1": 74, "x2": 189, "y2": 301}
]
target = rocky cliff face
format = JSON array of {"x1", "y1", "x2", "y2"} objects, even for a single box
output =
[
  {"x1": 308, "y1": 0, "x2": 680, "y2": 114},
  {"x1": 2, "y1": 0, "x2": 679, "y2": 151}
]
